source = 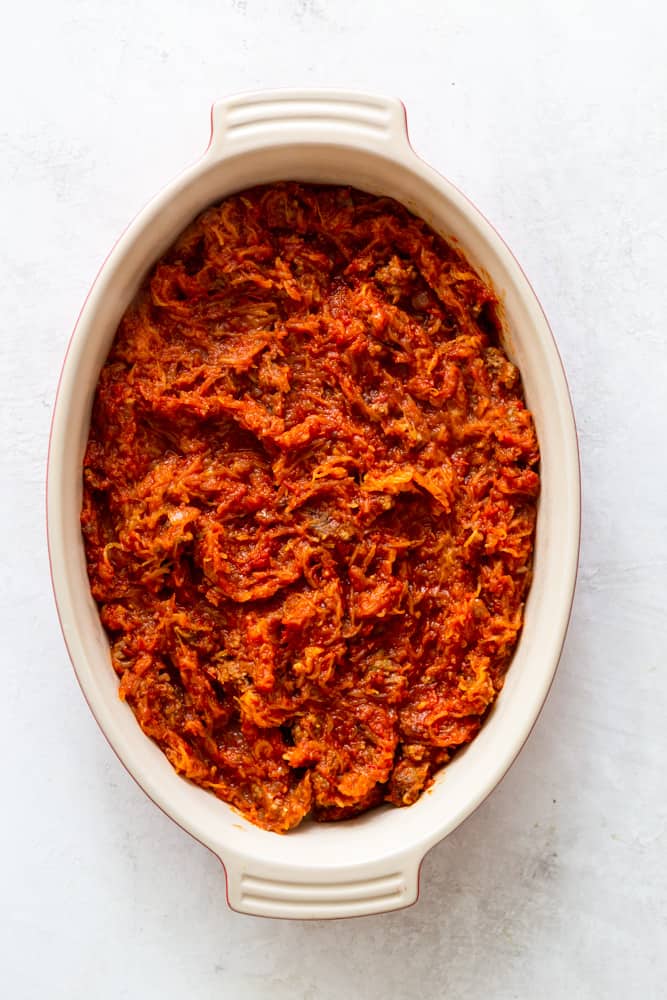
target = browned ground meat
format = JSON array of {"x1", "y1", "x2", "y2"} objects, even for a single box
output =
[{"x1": 81, "y1": 183, "x2": 539, "y2": 832}]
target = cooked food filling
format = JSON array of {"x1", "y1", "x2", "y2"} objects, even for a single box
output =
[{"x1": 82, "y1": 183, "x2": 539, "y2": 832}]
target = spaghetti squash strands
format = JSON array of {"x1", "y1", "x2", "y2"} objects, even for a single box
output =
[{"x1": 81, "y1": 184, "x2": 539, "y2": 832}]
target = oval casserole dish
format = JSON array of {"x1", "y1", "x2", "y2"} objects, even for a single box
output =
[{"x1": 47, "y1": 90, "x2": 580, "y2": 919}]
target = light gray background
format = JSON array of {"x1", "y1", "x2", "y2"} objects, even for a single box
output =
[{"x1": 2, "y1": 1, "x2": 665, "y2": 997}]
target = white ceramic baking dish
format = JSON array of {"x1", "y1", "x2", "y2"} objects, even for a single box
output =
[{"x1": 47, "y1": 90, "x2": 580, "y2": 920}]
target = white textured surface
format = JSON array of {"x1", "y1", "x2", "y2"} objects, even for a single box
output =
[{"x1": 2, "y1": 1, "x2": 665, "y2": 997}]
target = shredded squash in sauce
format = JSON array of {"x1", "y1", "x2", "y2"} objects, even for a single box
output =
[{"x1": 82, "y1": 183, "x2": 539, "y2": 832}]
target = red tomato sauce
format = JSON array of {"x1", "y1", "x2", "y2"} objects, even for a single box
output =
[{"x1": 82, "y1": 183, "x2": 539, "y2": 832}]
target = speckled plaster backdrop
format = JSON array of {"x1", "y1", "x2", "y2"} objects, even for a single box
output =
[{"x1": 2, "y1": 1, "x2": 665, "y2": 997}]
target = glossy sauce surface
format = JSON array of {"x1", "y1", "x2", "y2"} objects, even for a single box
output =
[{"x1": 82, "y1": 184, "x2": 539, "y2": 832}]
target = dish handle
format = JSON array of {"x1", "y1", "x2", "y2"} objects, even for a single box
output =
[
  {"x1": 218, "y1": 848, "x2": 424, "y2": 919},
  {"x1": 207, "y1": 90, "x2": 411, "y2": 160}
]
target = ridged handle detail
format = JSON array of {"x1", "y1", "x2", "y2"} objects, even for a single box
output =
[
  {"x1": 222, "y1": 856, "x2": 421, "y2": 919},
  {"x1": 208, "y1": 90, "x2": 410, "y2": 155}
]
